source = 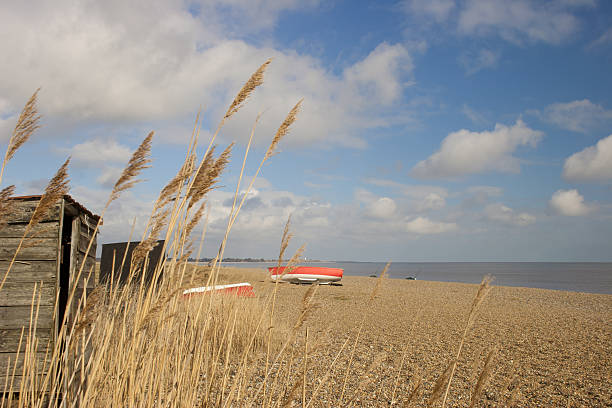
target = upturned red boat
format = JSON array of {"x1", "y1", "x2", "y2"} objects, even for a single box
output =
[
  {"x1": 182, "y1": 282, "x2": 255, "y2": 297},
  {"x1": 268, "y1": 266, "x2": 343, "y2": 284}
]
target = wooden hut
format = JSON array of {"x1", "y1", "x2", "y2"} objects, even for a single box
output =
[{"x1": 0, "y1": 195, "x2": 100, "y2": 391}]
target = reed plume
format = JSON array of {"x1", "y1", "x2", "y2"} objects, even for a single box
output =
[
  {"x1": 108, "y1": 131, "x2": 153, "y2": 205},
  {"x1": 154, "y1": 153, "x2": 196, "y2": 212},
  {"x1": 29, "y1": 158, "x2": 70, "y2": 228},
  {"x1": 184, "y1": 201, "x2": 206, "y2": 240},
  {"x1": 1, "y1": 89, "x2": 41, "y2": 184},
  {"x1": 187, "y1": 143, "x2": 233, "y2": 211},
  {"x1": 428, "y1": 361, "x2": 454, "y2": 407},
  {"x1": 0, "y1": 185, "x2": 16, "y2": 229},
  {"x1": 441, "y1": 275, "x2": 493, "y2": 408},
  {"x1": 277, "y1": 215, "x2": 293, "y2": 269},
  {"x1": 224, "y1": 59, "x2": 271, "y2": 120},
  {"x1": 469, "y1": 347, "x2": 497, "y2": 408},
  {"x1": 265, "y1": 99, "x2": 302, "y2": 161}
]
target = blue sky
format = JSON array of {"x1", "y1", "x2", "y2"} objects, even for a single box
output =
[{"x1": 1, "y1": 0, "x2": 612, "y2": 261}]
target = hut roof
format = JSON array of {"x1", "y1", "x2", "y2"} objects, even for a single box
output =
[{"x1": 10, "y1": 194, "x2": 101, "y2": 222}]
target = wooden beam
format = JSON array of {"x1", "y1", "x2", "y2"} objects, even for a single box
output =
[
  {"x1": 0, "y1": 329, "x2": 52, "y2": 353},
  {"x1": 0, "y1": 238, "x2": 58, "y2": 261},
  {"x1": 0, "y1": 283, "x2": 55, "y2": 307},
  {"x1": 0, "y1": 261, "x2": 56, "y2": 284},
  {"x1": 0, "y1": 306, "x2": 54, "y2": 330}
]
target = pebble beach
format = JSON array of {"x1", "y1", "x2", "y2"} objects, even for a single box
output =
[{"x1": 226, "y1": 268, "x2": 612, "y2": 407}]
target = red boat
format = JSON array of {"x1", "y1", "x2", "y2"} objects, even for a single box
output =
[
  {"x1": 182, "y1": 282, "x2": 255, "y2": 297},
  {"x1": 268, "y1": 266, "x2": 343, "y2": 284}
]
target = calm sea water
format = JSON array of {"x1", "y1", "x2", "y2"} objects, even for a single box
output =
[{"x1": 221, "y1": 262, "x2": 612, "y2": 295}]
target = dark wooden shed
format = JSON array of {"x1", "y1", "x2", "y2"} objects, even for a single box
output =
[{"x1": 0, "y1": 195, "x2": 100, "y2": 391}]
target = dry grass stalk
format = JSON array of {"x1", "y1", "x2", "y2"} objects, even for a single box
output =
[
  {"x1": 265, "y1": 99, "x2": 302, "y2": 161},
  {"x1": 0, "y1": 184, "x2": 16, "y2": 229},
  {"x1": 224, "y1": 59, "x2": 271, "y2": 120},
  {"x1": 469, "y1": 347, "x2": 497, "y2": 408},
  {"x1": 277, "y1": 214, "x2": 293, "y2": 269},
  {"x1": 428, "y1": 361, "x2": 454, "y2": 407},
  {"x1": 441, "y1": 275, "x2": 493, "y2": 408},
  {"x1": 108, "y1": 131, "x2": 153, "y2": 204},
  {"x1": 404, "y1": 371, "x2": 424, "y2": 407},
  {"x1": 29, "y1": 158, "x2": 70, "y2": 228},
  {"x1": 1, "y1": 88, "x2": 41, "y2": 184},
  {"x1": 346, "y1": 351, "x2": 387, "y2": 406},
  {"x1": 187, "y1": 143, "x2": 233, "y2": 211},
  {"x1": 338, "y1": 262, "x2": 390, "y2": 405}
]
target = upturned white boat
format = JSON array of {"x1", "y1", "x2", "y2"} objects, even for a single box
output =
[
  {"x1": 268, "y1": 266, "x2": 343, "y2": 284},
  {"x1": 182, "y1": 282, "x2": 255, "y2": 297}
]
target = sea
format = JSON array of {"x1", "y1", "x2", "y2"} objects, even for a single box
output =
[{"x1": 221, "y1": 261, "x2": 612, "y2": 295}]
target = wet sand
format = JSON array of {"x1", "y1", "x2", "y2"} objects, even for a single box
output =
[{"x1": 237, "y1": 269, "x2": 612, "y2": 407}]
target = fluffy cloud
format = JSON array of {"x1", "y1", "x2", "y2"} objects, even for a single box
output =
[
  {"x1": 363, "y1": 179, "x2": 448, "y2": 212},
  {"x1": 0, "y1": 1, "x2": 413, "y2": 149},
  {"x1": 61, "y1": 139, "x2": 133, "y2": 167},
  {"x1": 549, "y1": 189, "x2": 592, "y2": 216},
  {"x1": 484, "y1": 203, "x2": 536, "y2": 226},
  {"x1": 542, "y1": 100, "x2": 612, "y2": 133},
  {"x1": 367, "y1": 197, "x2": 397, "y2": 219},
  {"x1": 404, "y1": 0, "x2": 455, "y2": 22},
  {"x1": 411, "y1": 119, "x2": 543, "y2": 179},
  {"x1": 405, "y1": 217, "x2": 457, "y2": 234},
  {"x1": 458, "y1": 0, "x2": 593, "y2": 44},
  {"x1": 563, "y1": 134, "x2": 612, "y2": 181},
  {"x1": 458, "y1": 49, "x2": 500, "y2": 75}
]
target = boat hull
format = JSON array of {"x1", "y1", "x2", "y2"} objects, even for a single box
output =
[
  {"x1": 268, "y1": 266, "x2": 343, "y2": 284},
  {"x1": 182, "y1": 282, "x2": 255, "y2": 298}
]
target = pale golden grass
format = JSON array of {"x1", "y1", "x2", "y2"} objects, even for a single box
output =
[{"x1": 1, "y1": 88, "x2": 42, "y2": 184}]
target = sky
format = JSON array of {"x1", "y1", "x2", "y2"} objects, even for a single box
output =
[{"x1": 1, "y1": 0, "x2": 612, "y2": 261}]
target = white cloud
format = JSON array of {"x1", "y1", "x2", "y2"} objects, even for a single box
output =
[
  {"x1": 549, "y1": 189, "x2": 592, "y2": 216},
  {"x1": 62, "y1": 139, "x2": 133, "y2": 167},
  {"x1": 405, "y1": 216, "x2": 457, "y2": 234},
  {"x1": 458, "y1": 0, "x2": 591, "y2": 44},
  {"x1": 367, "y1": 197, "x2": 397, "y2": 219},
  {"x1": 563, "y1": 134, "x2": 612, "y2": 181},
  {"x1": 588, "y1": 27, "x2": 612, "y2": 49},
  {"x1": 542, "y1": 99, "x2": 612, "y2": 133},
  {"x1": 96, "y1": 167, "x2": 123, "y2": 188},
  {"x1": 404, "y1": 0, "x2": 455, "y2": 23},
  {"x1": 458, "y1": 49, "x2": 500, "y2": 75},
  {"x1": 411, "y1": 119, "x2": 543, "y2": 179},
  {"x1": 484, "y1": 203, "x2": 536, "y2": 226},
  {"x1": 462, "y1": 104, "x2": 487, "y2": 125},
  {"x1": 362, "y1": 179, "x2": 448, "y2": 212},
  {"x1": 0, "y1": 1, "x2": 413, "y2": 149}
]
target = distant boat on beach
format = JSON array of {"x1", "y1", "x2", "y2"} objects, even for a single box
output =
[
  {"x1": 269, "y1": 266, "x2": 343, "y2": 284},
  {"x1": 182, "y1": 282, "x2": 256, "y2": 297}
]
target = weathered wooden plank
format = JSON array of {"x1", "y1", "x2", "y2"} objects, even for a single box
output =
[
  {"x1": 5, "y1": 201, "x2": 61, "y2": 224},
  {"x1": 0, "y1": 306, "x2": 54, "y2": 330},
  {"x1": 0, "y1": 221, "x2": 59, "y2": 238},
  {"x1": 77, "y1": 235, "x2": 96, "y2": 254},
  {"x1": 0, "y1": 238, "x2": 58, "y2": 261},
  {"x1": 0, "y1": 352, "x2": 50, "y2": 380},
  {"x1": 0, "y1": 261, "x2": 56, "y2": 283},
  {"x1": 72, "y1": 252, "x2": 97, "y2": 289},
  {"x1": 0, "y1": 329, "x2": 53, "y2": 353},
  {"x1": 0, "y1": 283, "x2": 55, "y2": 307}
]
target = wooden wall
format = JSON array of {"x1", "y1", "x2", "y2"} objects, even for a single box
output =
[
  {"x1": 0, "y1": 199, "x2": 60, "y2": 392},
  {"x1": 0, "y1": 197, "x2": 98, "y2": 392}
]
